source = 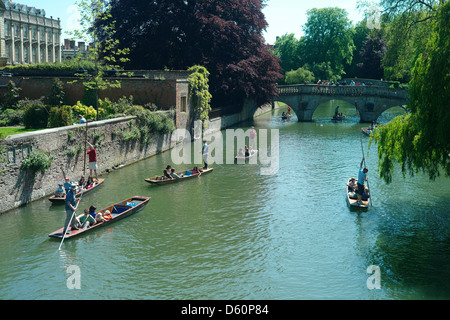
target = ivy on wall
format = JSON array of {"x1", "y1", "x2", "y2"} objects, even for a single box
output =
[{"x1": 187, "y1": 66, "x2": 212, "y2": 128}]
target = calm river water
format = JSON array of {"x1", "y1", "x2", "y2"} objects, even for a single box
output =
[{"x1": 0, "y1": 101, "x2": 449, "y2": 300}]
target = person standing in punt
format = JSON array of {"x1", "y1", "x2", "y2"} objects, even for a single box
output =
[{"x1": 86, "y1": 142, "x2": 98, "y2": 181}]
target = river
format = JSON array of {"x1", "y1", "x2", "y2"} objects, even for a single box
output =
[{"x1": 0, "y1": 101, "x2": 449, "y2": 300}]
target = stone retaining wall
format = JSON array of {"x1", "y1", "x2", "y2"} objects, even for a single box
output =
[{"x1": 0, "y1": 116, "x2": 176, "y2": 214}]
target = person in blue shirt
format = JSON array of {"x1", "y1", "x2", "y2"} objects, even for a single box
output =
[
  {"x1": 63, "y1": 185, "x2": 80, "y2": 234},
  {"x1": 63, "y1": 177, "x2": 72, "y2": 194},
  {"x1": 357, "y1": 157, "x2": 369, "y2": 205},
  {"x1": 78, "y1": 115, "x2": 86, "y2": 124}
]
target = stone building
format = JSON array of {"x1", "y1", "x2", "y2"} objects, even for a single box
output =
[{"x1": 0, "y1": 0, "x2": 62, "y2": 66}]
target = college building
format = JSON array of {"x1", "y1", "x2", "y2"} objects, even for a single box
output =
[{"x1": 0, "y1": 0, "x2": 62, "y2": 66}]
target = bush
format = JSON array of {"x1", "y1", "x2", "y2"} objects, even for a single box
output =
[
  {"x1": 48, "y1": 106, "x2": 73, "y2": 128},
  {"x1": 1, "y1": 81, "x2": 21, "y2": 109},
  {"x1": 21, "y1": 149, "x2": 52, "y2": 172},
  {"x1": 72, "y1": 101, "x2": 106, "y2": 120},
  {"x1": 0, "y1": 108, "x2": 24, "y2": 126},
  {"x1": 47, "y1": 78, "x2": 65, "y2": 106},
  {"x1": 23, "y1": 105, "x2": 50, "y2": 129}
]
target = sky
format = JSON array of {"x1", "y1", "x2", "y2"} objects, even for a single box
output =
[{"x1": 18, "y1": 0, "x2": 367, "y2": 45}]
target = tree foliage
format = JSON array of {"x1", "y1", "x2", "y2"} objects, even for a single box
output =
[
  {"x1": 372, "y1": 1, "x2": 450, "y2": 183},
  {"x1": 302, "y1": 7, "x2": 355, "y2": 81},
  {"x1": 357, "y1": 30, "x2": 387, "y2": 80},
  {"x1": 95, "y1": 0, "x2": 282, "y2": 108}
]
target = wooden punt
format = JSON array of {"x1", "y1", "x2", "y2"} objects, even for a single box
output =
[
  {"x1": 235, "y1": 150, "x2": 258, "y2": 162},
  {"x1": 346, "y1": 178, "x2": 369, "y2": 209},
  {"x1": 48, "y1": 196, "x2": 150, "y2": 239},
  {"x1": 49, "y1": 178, "x2": 105, "y2": 203},
  {"x1": 145, "y1": 167, "x2": 213, "y2": 185},
  {"x1": 332, "y1": 114, "x2": 346, "y2": 121},
  {"x1": 361, "y1": 127, "x2": 372, "y2": 136}
]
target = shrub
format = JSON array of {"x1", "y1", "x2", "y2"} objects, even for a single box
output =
[
  {"x1": 48, "y1": 106, "x2": 73, "y2": 128},
  {"x1": 0, "y1": 108, "x2": 24, "y2": 126},
  {"x1": 2, "y1": 81, "x2": 21, "y2": 109},
  {"x1": 23, "y1": 105, "x2": 50, "y2": 129},
  {"x1": 21, "y1": 149, "x2": 53, "y2": 172},
  {"x1": 47, "y1": 78, "x2": 65, "y2": 106},
  {"x1": 72, "y1": 101, "x2": 106, "y2": 120}
]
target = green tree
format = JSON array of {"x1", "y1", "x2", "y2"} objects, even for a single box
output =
[
  {"x1": 285, "y1": 67, "x2": 315, "y2": 85},
  {"x1": 69, "y1": 0, "x2": 130, "y2": 120},
  {"x1": 273, "y1": 33, "x2": 302, "y2": 75},
  {"x1": 372, "y1": 1, "x2": 449, "y2": 183},
  {"x1": 344, "y1": 20, "x2": 371, "y2": 78},
  {"x1": 302, "y1": 7, "x2": 355, "y2": 81}
]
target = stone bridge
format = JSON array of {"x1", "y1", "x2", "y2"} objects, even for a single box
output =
[{"x1": 275, "y1": 84, "x2": 409, "y2": 122}]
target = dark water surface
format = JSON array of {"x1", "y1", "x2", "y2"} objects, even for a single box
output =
[{"x1": 1, "y1": 101, "x2": 449, "y2": 299}]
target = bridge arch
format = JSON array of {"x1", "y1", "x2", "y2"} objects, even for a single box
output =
[{"x1": 275, "y1": 84, "x2": 409, "y2": 123}]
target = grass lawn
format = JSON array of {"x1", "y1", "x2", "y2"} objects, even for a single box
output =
[{"x1": 0, "y1": 127, "x2": 45, "y2": 138}]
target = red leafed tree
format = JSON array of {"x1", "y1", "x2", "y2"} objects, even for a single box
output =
[{"x1": 95, "y1": 0, "x2": 282, "y2": 108}]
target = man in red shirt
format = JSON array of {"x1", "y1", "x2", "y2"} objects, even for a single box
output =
[{"x1": 86, "y1": 142, "x2": 98, "y2": 180}]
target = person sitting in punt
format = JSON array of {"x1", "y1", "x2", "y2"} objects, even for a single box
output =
[
  {"x1": 170, "y1": 168, "x2": 180, "y2": 179},
  {"x1": 88, "y1": 206, "x2": 97, "y2": 219},
  {"x1": 348, "y1": 178, "x2": 357, "y2": 192},
  {"x1": 77, "y1": 176, "x2": 86, "y2": 192},
  {"x1": 192, "y1": 166, "x2": 201, "y2": 175},
  {"x1": 163, "y1": 169, "x2": 173, "y2": 180},
  {"x1": 362, "y1": 187, "x2": 370, "y2": 201},
  {"x1": 80, "y1": 209, "x2": 96, "y2": 229},
  {"x1": 95, "y1": 211, "x2": 108, "y2": 223},
  {"x1": 85, "y1": 176, "x2": 94, "y2": 189},
  {"x1": 55, "y1": 182, "x2": 66, "y2": 198},
  {"x1": 244, "y1": 146, "x2": 250, "y2": 157}
]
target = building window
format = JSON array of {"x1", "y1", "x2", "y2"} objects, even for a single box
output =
[
  {"x1": 15, "y1": 45, "x2": 19, "y2": 62},
  {"x1": 6, "y1": 45, "x2": 10, "y2": 58},
  {"x1": 32, "y1": 47, "x2": 37, "y2": 63},
  {"x1": 5, "y1": 23, "x2": 10, "y2": 36},
  {"x1": 40, "y1": 48, "x2": 44, "y2": 62},
  {"x1": 14, "y1": 25, "x2": 19, "y2": 37},
  {"x1": 180, "y1": 96, "x2": 187, "y2": 113},
  {"x1": 24, "y1": 47, "x2": 28, "y2": 62},
  {"x1": 23, "y1": 26, "x2": 28, "y2": 39}
]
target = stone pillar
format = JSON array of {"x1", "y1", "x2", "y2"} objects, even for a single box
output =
[
  {"x1": 19, "y1": 24, "x2": 24, "y2": 64},
  {"x1": 44, "y1": 29, "x2": 48, "y2": 63},
  {"x1": 28, "y1": 26, "x2": 32, "y2": 64},
  {"x1": 36, "y1": 28, "x2": 41, "y2": 64},
  {"x1": 10, "y1": 24, "x2": 15, "y2": 64}
]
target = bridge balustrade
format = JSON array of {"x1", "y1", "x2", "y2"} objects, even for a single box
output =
[{"x1": 277, "y1": 84, "x2": 407, "y2": 99}]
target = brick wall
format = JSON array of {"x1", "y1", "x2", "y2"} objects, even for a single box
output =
[{"x1": 0, "y1": 76, "x2": 187, "y2": 109}]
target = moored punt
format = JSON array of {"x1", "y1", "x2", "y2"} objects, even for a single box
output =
[
  {"x1": 346, "y1": 178, "x2": 369, "y2": 209},
  {"x1": 281, "y1": 113, "x2": 292, "y2": 120},
  {"x1": 49, "y1": 178, "x2": 105, "y2": 203},
  {"x1": 235, "y1": 150, "x2": 258, "y2": 163},
  {"x1": 48, "y1": 196, "x2": 150, "y2": 239},
  {"x1": 145, "y1": 168, "x2": 213, "y2": 185}
]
